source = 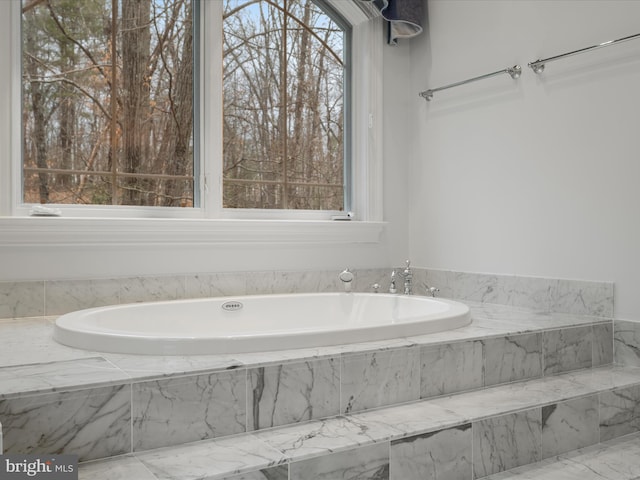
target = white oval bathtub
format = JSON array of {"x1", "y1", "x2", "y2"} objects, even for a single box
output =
[{"x1": 53, "y1": 293, "x2": 471, "y2": 355}]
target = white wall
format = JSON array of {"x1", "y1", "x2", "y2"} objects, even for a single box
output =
[
  {"x1": 0, "y1": 1, "x2": 411, "y2": 281},
  {"x1": 409, "y1": 0, "x2": 640, "y2": 319}
]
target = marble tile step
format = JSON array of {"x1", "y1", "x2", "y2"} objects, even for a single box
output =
[
  {"x1": 77, "y1": 364, "x2": 640, "y2": 480},
  {"x1": 485, "y1": 432, "x2": 640, "y2": 479}
]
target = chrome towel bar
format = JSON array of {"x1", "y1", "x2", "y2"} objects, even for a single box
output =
[
  {"x1": 419, "y1": 65, "x2": 521, "y2": 101},
  {"x1": 528, "y1": 32, "x2": 640, "y2": 74}
]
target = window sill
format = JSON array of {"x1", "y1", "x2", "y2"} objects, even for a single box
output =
[{"x1": 0, "y1": 217, "x2": 386, "y2": 247}]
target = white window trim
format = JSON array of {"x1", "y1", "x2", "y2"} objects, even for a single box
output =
[{"x1": 0, "y1": 0, "x2": 385, "y2": 247}]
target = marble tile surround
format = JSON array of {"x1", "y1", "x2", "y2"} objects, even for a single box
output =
[
  {"x1": 414, "y1": 268, "x2": 614, "y2": 318},
  {"x1": 390, "y1": 424, "x2": 472, "y2": 479},
  {"x1": 0, "y1": 267, "x2": 614, "y2": 319},
  {"x1": 473, "y1": 409, "x2": 542, "y2": 478},
  {"x1": 483, "y1": 432, "x2": 640, "y2": 480},
  {"x1": 614, "y1": 319, "x2": 640, "y2": 367},
  {"x1": 132, "y1": 370, "x2": 247, "y2": 451},
  {"x1": 0, "y1": 307, "x2": 616, "y2": 464},
  {"x1": 0, "y1": 268, "x2": 619, "y2": 477},
  {"x1": 0, "y1": 384, "x2": 131, "y2": 461},
  {"x1": 248, "y1": 359, "x2": 341, "y2": 430},
  {"x1": 76, "y1": 364, "x2": 640, "y2": 480}
]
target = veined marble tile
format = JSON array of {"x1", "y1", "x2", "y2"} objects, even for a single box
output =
[
  {"x1": 428, "y1": 374, "x2": 593, "y2": 422},
  {"x1": 0, "y1": 318, "x2": 95, "y2": 367},
  {"x1": 541, "y1": 395, "x2": 599, "y2": 458},
  {"x1": 420, "y1": 340, "x2": 483, "y2": 398},
  {"x1": 563, "y1": 365, "x2": 640, "y2": 392},
  {"x1": 0, "y1": 384, "x2": 131, "y2": 461},
  {"x1": 0, "y1": 357, "x2": 130, "y2": 399},
  {"x1": 408, "y1": 317, "x2": 523, "y2": 346},
  {"x1": 333, "y1": 337, "x2": 417, "y2": 355},
  {"x1": 132, "y1": 370, "x2": 246, "y2": 451},
  {"x1": 484, "y1": 333, "x2": 542, "y2": 387},
  {"x1": 599, "y1": 384, "x2": 640, "y2": 441},
  {"x1": 543, "y1": 326, "x2": 593, "y2": 375},
  {"x1": 348, "y1": 400, "x2": 466, "y2": 441},
  {"x1": 185, "y1": 272, "x2": 247, "y2": 299},
  {"x1": 248, "y1": 358, "x2": 340, "y2": 431},
  {"x1": 341, "y1": 347, "x2": 420, "y2": 414},
  {"x1": 614, "y1": 320, "x2": 640, "y2": 367},
  {"x1": 354, "y1": 268, "x2": 393, "y2": 294},
  {"x1": 79, "y1": 456, "x2": 157, "y2": 480},
  {"x1": 482, "y1": 455, "x2": 585, "y2": 479},
  {"x1": 486, "y1": 432, "x2": 640, "y2": 479},
  {"x1": 390, "y1": 424, "x2": 472, "y2": 480},
  {"x1": 473, "y1": 409, "x2": 542, "y2": 478},
  {"x1": 494, "y1": 275, "x2": 556, "y2": 312},
  {"x1": 552, "y1": 279, "x2": 614, "y2": 318},
  {"x1": 0, "y1": 281, "x2": 45, "y2": 318},
  {"x1": 45, "y1": 278, "x2": 120, "y2": 316},
  {"x1": 558, "y1": 448, "x2": 640, "y2": 480},
  {"x1": 119, "y1": 275, "x2": 186, "y2": 304},
  {"x1": 593, "y1": 322, "x2": 614, "y2": 367},
  {"x1": 425, "y1": 269, "x2": 502, "y2": 305},
  {"x1": 245, "y1": 270, "x2": 337, "y2": 295},
  {"x1": 254, "y1": 415, "x2": 396, "y2": 463},
  {"x1": 103, "y1": 352, "x2": 242, "y2": 380},
  {"x1": 237, "y1": 335, "x2": 415, "y2": 371},
  {"x1": 222, "y1": 465, "x2": 288, "y2": 480},
  {"x1": 289, "y1": 442, "x2": 389, "y2": 480},
  {"x1": 136, "y1": 433, "x2": 286, "y2": 480},
  {"x1": 470, "y1": 304, "x2": 600, "y2": 331},
  {"x1": 281, "y1": 270, "x2": 338, "y2": 293},
  {"x1": 423, "y1": 269, "x2": 613, "y2": 317}
]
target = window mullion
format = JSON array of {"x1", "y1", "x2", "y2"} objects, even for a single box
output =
[
  {"x1": 281, "y1": 0, "x2": 289, "y2": 209},
  {"x1": 202, "y1": 0, "x2": 223, "y2": 218}
]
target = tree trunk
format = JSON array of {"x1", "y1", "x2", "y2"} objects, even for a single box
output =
[
  {"x1": 24, "y1": 22, "x2": 49, "y2": 203},
  {"x1": 121, "y1": 0, "x2": 151, "y2": 205},
  {"x1": 160, "y1": 2, "x2": 193, "y2": 206},
  {"x1": 57, "y1": 35, "x2": 76, "y2": 188}
]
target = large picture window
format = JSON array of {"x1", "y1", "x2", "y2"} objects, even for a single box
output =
[
  {"x1": 21, "y1": 0, "x2": 195, "y2": 207},
  {"x1": 223, "y1": 0, "x2": 348, "y2": 210},
  {"x1": 20, "y1": 0, "x2": 348, "y2": 213}
]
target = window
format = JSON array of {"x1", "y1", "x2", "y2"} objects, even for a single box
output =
[
  {"x1": 223, "y1": 0, "x2": 348, "y2": 211},
  {"x1": 19, "y1": 0, "x2": 349, "y2": 214},
  {"x1": 21, "y1": 0, "x2": 196, "y2": 208}
]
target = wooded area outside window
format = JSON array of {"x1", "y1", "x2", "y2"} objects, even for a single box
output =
[{"x1": 20, "y1": 0, "x2": 348, "y2": 214}]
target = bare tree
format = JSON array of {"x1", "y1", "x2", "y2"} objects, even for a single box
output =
[
  {"x1": 222, "y1": 0, "x2": 345, "y2": 210},
  {"x1": 21, "y1": 0, "x2": 343, "y2": 211}
]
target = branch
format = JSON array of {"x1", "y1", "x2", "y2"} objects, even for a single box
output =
[
  {"x1": 22, "y1": 0, "x2": 47, "y2": 14},
  {"x1": 45, "y1": 2, "x2": 112, "y2": 87},
  {"x1": 34, "y1": 77, "x2": 112, "y2": 121}
]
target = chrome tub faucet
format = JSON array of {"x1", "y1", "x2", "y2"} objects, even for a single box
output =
[{"x1": 400, "y1": 260, "x2": 413, "y2": 295}]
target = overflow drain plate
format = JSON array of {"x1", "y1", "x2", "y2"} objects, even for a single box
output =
[{"x1": 222, "y1": 301, "x2": 243, "y2": 312}]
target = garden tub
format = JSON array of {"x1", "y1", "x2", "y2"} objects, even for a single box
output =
[{"x1": 53, "y1": 293, "x2": 471, "y2": 355}]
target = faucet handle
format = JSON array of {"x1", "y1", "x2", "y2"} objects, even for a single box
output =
[
  {"x1": 425, "y1": 285, "x2": 440, "y2": 297},
  {"x1": 339, "y1": 268, "x2": 354, "y2": 283},
  {"x1": 338, "y1": 268, "x2": 354, "y2": 293}
]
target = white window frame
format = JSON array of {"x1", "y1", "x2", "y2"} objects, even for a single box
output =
[{"x1": 0, "y1": 0, "x2": 384, "y2": 246}]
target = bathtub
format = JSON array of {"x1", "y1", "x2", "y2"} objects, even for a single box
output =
[{"x1": 53, "y1": 293, "x2": 471, "y2": 355}]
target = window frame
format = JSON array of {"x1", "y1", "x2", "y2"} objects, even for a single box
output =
[{"x1": 0, "y1": 0, "x2": 384, "y2": 246}]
